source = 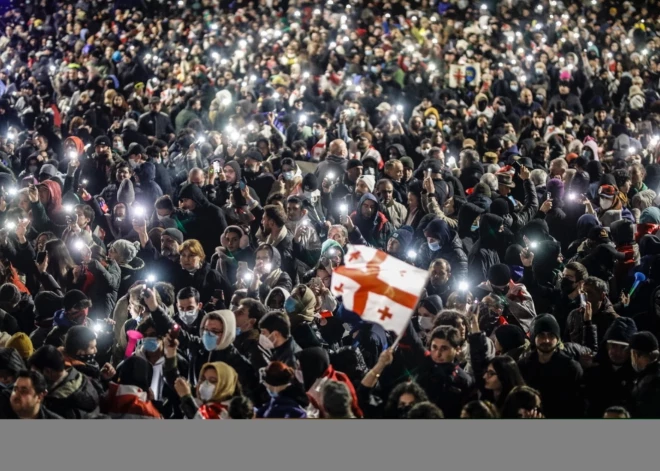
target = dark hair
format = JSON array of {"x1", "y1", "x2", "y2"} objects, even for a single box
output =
[
  {"x1": 228, "y1": 396, "x2": 255, "y2": 419},
  {"x1": 286, "y1": 195, "x2": 303, "y2": 208},
  {"x1": 384, "y1": 381, "x2": 429, "y2": 418},
  {"x1": 604, "y1": 406, "x2": 630, "y2": 418},
  {"x1": 314, "y1": 118, "x2": 328, "y2": 129},
  {"x1": 177, "y1": 286, "x2": 200, "y2": 303},
  {"x1": 461, "y1": 400, "x2": 499, "y2": 418},
  {"x1": 263, "y1": 204, "x2": 287, "y2": 228},
  {"x1": 583, "y1": 276, "x2": 608, "y2": 295},
  {"x1": 64, "y1": 326, "x2": 96, "y2": 356},
  {"x1": 486, "y1": 356, "x2": 525, "y2": 409},
  {"x1": 501, "y1": 386, "x2": 543, "y2": 418},
  {"x1": 259, "y1": 311, "x2": 291, "y2": 339},
  {"x1": 155, "y1": 195, "x2": 175, "y2": 211},
  {"x1": 434, "y1": 310, "x2": 467, "y2": 335},
  {"x1": 565, "y1": 262, "x2": 588, "y2": 282},
  {"x1": 28, "y1": 345, "x2": 65, "y2": 373},
  {"x1": 155, "y1": 282, "x2": 176, "y2": 307},
  {"x1": 407, "y1": 401, "x2": 445, "y2": 419},
  {"x1": 321, "y1": 380, "x2": 353, "y2": 418},
  {"x1": 17, "y1": 369, "x2": 48, "y2": 395},
  {"x1": 240, "y1": 298, "x2": 267, "y2": 323},
  {"x1": 75, "y1": 204, "x2": 95, "y2": 225},
  {"x1": 429, "y1": 325, "x2": 462, "y2": 349},
  {"x1": 612, "y1": 169, "x2": 631, "y2": 189}
]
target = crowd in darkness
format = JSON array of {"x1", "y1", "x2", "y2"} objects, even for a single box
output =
[{"x1": 1, "y1": 0, "x2": 660, "y2": 419}]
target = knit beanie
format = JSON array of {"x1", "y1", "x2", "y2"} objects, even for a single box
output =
[
  {"x1": 117, "y1": 178, "x2": 136, "y2": 205},
  {"x1": 531, "y1": 314, "x2": 561, "y2": 340},
  {"x1": 6, "y1": 333, "x2": 34, "y2": 360},
  {"x1": 488, "y1": 264, "x2": 511, "y2": 287},
  {"x1": 34, "y1": 291, "x2": 64, "y2": 320},
  {"x1": 321, "y1": 239, "x2": 344, "y2": 256},
  {"x1": 494, "y1": 324, "x2": 526, "y2": 353},
  {"x1": 632, "y1": 190, "x2": 657, "y2": 210},
  {"x1": 111, "y1": 239, "x2": 139, "y2": 263},
  {"x1": 546, "y1": 178, "x2": 565, "y2": 200},
  {"x1": 0, "y1": 283, "x2": 20, "y2": 308},
  {"x1": 490, "y1": 198, "x2": 510, "y2": 216},
  {"x1": 357, "y1": 175, "x2": 375, "y2": 193},
  {"x1": 640, "y1": 207, "x2": 660, "y2": 224}
]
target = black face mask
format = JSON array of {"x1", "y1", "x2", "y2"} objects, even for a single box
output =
[
  {"x1": 397, "y1": 404, "x2": 412, "y2": 418},
  {"x1": 560, "y1": 278, "x2": 576, "y2": 295},
  {"x1": 76, "y1": 353, "x2": 97, "y2": 365},
  {"x1": 477, "y1": 101, "x2": 487, "y2": 112}
]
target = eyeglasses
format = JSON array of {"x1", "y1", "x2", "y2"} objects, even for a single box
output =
[
  {"x1": 484, "y1": 370, "x2": 498, "y2": 378},
  {"x1": 203, "y1": 328, "x2": 223, "y2": 336}
]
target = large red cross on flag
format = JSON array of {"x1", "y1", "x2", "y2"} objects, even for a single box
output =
[{"x1": 331, "y1": 245, "x2": 429, "y2": 336}]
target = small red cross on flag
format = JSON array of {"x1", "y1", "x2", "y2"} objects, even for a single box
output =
[{"x1": 330, "y1": 245, "x2": 429, "y2": 335}]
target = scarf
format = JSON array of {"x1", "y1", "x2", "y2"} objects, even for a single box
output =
[
  {"x1": 265, "y1": 225, "x2": 288, "y2": 247},
  {"x1": 198, "y1": 401, "x2": 229, "y2": 419}
]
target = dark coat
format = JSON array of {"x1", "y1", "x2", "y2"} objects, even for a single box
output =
[
  {"x1": 418, "y1": 219, "x2": 468, "y2": 279},
  {"x1": 415, "y1": 358, "x2": 474, "y2": 419},
  {"x1": 256, "y1": 384, "x2": 308, "y2": 419},
  {"x1": 178, "y1": 183, "x2": 228, "y2": 260},
  {"x1": 173, "y1": 262, "x2": 232, "y2": 307},
  {"x1": 584, "y1": 361, "x2": 636, "y2": 418},
  {"x1": 44, "y1": 367, "x2": 100, "y2": 419},
  {"x1": 468, "y1": 213, "x2": 503, "y2": 283},
  {"x1": 629, "y1": 361, "x2": 660, "y2": 418}
]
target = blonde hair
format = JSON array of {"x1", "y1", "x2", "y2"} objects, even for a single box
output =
[{"x1": 179, "y1": 239, "x2": 205, "y2": 259}]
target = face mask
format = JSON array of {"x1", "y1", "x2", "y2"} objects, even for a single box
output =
[
  {"x1": 282, "y1": 171, "x2": 294, "y2": 181},
  {"x1": 142, "y1": 337, "x2": 160, "y2": 353},
  {"x1": 535, "y1": 68, "x2": 544, "y2": 75},
  {"x1": 500, "y1": 105, "x2": 507, "y2": 114},
  {"x1": 397, "y1": 404, "x2": 412, "y2": 418},
  {"x1": 419, "y1": 316, "x2": 434, "y2": 331},
  {"x1": 284, "y1": 297, "x2": 300, "y2": 315},
  {"x1": 202, "y1": 331, "x2": 218, "y2": 351},
  {"x1": 198, "y1": 381, "x2": 215, "y2": 402},
  {"x1": 471, "y1": 224, "x2": 479, "y2": 232},
  {"x1": 428, "y1": 241, "x2": 440, "y2": 251},
  {"x1": 600, "y1": 197, "x2": 613, "y2": 210},
  {"x1": 313, "y1": 129, "x2": 323, "y2": 138},
  {"x1": 426, "y1": 118, "x2": 437, "y2": 128},
  {"x1": 179, "y1": 309, "x2": 198, "y2": 325},
  {"x1": 560, "y1": 278, "x2": 576, "y2": 295},
  {"x1": 365, "y1": 50, "x2": 373, "y2": 56},
  {"x1": 510, "y1": 85, "x2": 519, "y2": 92},
  {"x1": 128, "y1": 160, "x2": 139, "y2": 169},
  {"x1": 28, "y1": 165, "x2": 37, "y2": 173},
  {"x1": 443, "y1": 124, "x2": 451, "y2": 134},
  {"x1": 303, "y1": 191, "x2": 317, "y2": 202},
  {"x1": 77, "y1": 353, "x2": 96, "y2": 364},
  {"x1": 294, "y1": 368, "x2": 304, "y2": 385},
  {"x1": 267, "y1": 388, "x2": 279, "y2": 398},
  {"x1": 370, "y1": 66, "x2": 379, "y2": 74},
  {"x1": 156, "y1": 214, "x2": 170, "y2": 222},
  {"x1": 259, "y1": 333, "x2": 275, "y2": 350},
  {"x1": 535, "y1": 95, "x2": 544, "y2": 103},
  {"x1": 477, "y1": 101, "x2": 487, "y2": 112}
]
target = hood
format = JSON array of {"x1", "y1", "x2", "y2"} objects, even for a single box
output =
[
  {"x1": 199, "y1": 310, "x2": 236, "y2": 351},
  {"x1": 423, "y1": 218, "x2": 453, "y2": 247},
  {"x1": 640, "y1": 207, "x2": 660, "y2": 224},
  {"x1": 64, "y1": 136, "x2": 85, "y2": 155},
  {"x1": 387, "y1": 144, "x2": 406, "y2": 158},
  {"x1": 583, "y1": 140, "x2": 599, "y2": 161},
  {"x1": 521, "y1": 219, "x2": 551, "y2": 241},
  {"x1": 288, "y1": 286, "x2": 317, "y2": 325},
  {"x1": 457, "y1": 202, "x2": 484, "y2": 238},
  {"x1": 197, "y1": 361, "x2": 238, "y2": 402},
  {"x1": 264, "y1": 286, "x2": 291, "y2": 307},
  {"x1": 355, "y1": 192, "x2": 381, "y2": 224},
  {"x1": 117, "y1": 356, "x2": 153, "y2": 392},
  {"x1": 179, "y1": 183, "x2": 210, "y2": 208},
  {"x1": 0, "y1": 347, "x2": 26, "y2": 375},
  {"x1": 576, "y1": 214, "x2": 600, "y2": 239},
  {"x1": 297, "y1": 346, "x2": 330, "y2": 392},
  {"x1": 137, "y1": 162, "x2": 156, "y2": 182},
  {"x1": 467, "y1": 193, "x2": 492, "y2": 212},
  {"x1": 640, "y1": 234, "x2": 660, "y2": 257},
  {"x1": 225, "y1": 161, "x2": 242, "y2": 182},
  {"x1": 53, "y1": 308, "x2": 76, "y2": 328},
  {"x1": 117, "y1": 179, "x2": 136, "y2": 205},
  {"x1": 519, "y1": 138, "x2": 537, "y2": 158},
  {"x1": 479, "y1": 213, "x2": 504, "y2": 247},
  {"x1": 38, "y1": 179, "x2": 63, "y2": 213},
  {"x1": 258, "y1": 243, "x2": 283, "y2": 270},
  {"x1": 610, "y1": 219, "x2": 635, "y2": 245},
  {"x1": 121, "y1": 256, "x2": 145, "y2": 272}
]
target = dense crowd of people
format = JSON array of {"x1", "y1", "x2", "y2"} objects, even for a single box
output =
[{"x1": 1, "y1": 0, "x2": 660, "y2": 419}]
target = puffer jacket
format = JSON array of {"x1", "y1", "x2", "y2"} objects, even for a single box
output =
[
  {"x1": 44, "y1": 367, "x2": 100, "y2": 419},
  {"x1": 476, "y1": 280, "x2": 537, "y2": 334},
  {"x1": 418, "y1": 218, "x2": 468, "y2": 279}
]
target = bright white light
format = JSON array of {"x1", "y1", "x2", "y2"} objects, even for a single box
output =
[
  {"x1": 264, "y1": 263, "x2": 273, "y2": 272},
  {"x1": 210, "y1": 50, "x2": 219, "y2": 60},
  {"x1": 74, "y1": 239, "x2": 85, "y2": 251},
  {"x1": 302, "y1": 71, "x2": 310, "y2": 79},
  {"x1": 458, "y1": 281, "x2": 468, "y2": 291},
  {"x1": 146, "y1": 274, "x2": 156, "y2": 283},
  {"x1": 568, "y1": 193, "x2": 577, "y2": 201},
  {"x1": 133, "y1": 206, "x2": 145, "y2": 217},
  {"x1": 481, "y1": 4, "x2": 487, "y2": 10},
  {"x1": 407, "y1": 250, "x2": 417, "y2": 259},
  {"x1": 7, "y1": 187, "x2": 17, "y2": 196},
  {"x1": 428, "y1": 63, "x2": 436, "y2": 72},
  {"x1": 5, "y1": 221, "x2": 16, "y2": 231},
  {"x1": 64, "y1": 204, "x2": 74, "y2": 213},
  {"x1": 328, "y1": 172, "x2": 336, "y2": 180},
  {"x1": 530, "y1": 241, "x2": 539, "y2": 249},
  {"x1": 339, "y1": 203, "x2": 348, "y2": 214}
]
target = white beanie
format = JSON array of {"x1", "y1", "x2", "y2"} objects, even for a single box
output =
[{"x1": 357, "y1": 175, "x2": 375, "y2": 193}]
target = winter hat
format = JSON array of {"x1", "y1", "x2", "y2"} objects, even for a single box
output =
[
  {"x1": 321, "y1": 239, "x2": 344, "y2": 256},
  {"x1": 297, "y1": 346, "x2": 331, "y2": 391},
  {"x1": 162, "y1": 228, "x2": 184, "y2": 244},
  {"x1": 346, "y1": 159, "x2": 363, "y2": 171},
  {"x1": 357, "y1": 175, "x2": 375, "y2": 193},
  {"x1": 629, "y1": 331, "x2": 660, "y2": 354},
  {"x1": 531, "y1": 314, "x2": 561, "y2": 340},
  {"x1": 610, "y1": 219, "x2": 635, "y2": 245},
  {"x1": 420, "y1": 295, "x2": 443, "y2": 316},
  {"x1": 6, "y1": 333, "x2": 34, "y2": 361},
  {"x1": 490, "y1": 198, "x2": 510, "y2": 216},
  {"x1": 39, "y1": 164, "x2": 59, "y2": 179},
  {"x1": 117, "y1": 178, "x2": 136, "y2": 205},
  {"x1": 117, "y1": 355, "x2": 153, "y2": 392},
  {"x1": 302, "y1": 173, "x2": 319, "y2": 192},
  {"x1": 640, "y1": 207, "x2": 660, "y2": 224},
  {"x1": 546, "y1": 178, "x2": 565, "y2": 200},
  {"x1": 400, "y1": 157, "x2": 415, "y2": 170},
  {"x1": 494, "y1": 324, "x2": 526, "y2": 353},
  {"x1": 603, "y1": 317, "x2": 638, "y2": 346},
  {"x1": 34, "y1": 291, "x2": 64, "y2": 320},
  {"x1": 111, "y1": 239, "x2": 139, "y2": 263},
  {"x1": 262, "y1": 361, "x2": 294, "y2": 387},
  {"x1": 504, "y1": 244, "x2": 524, "y2": 266},
  {"x1": 488, "y1": 264, "x2": 511, "y2": 287},
  {"x1": 0, "y1": 284, "x2": 20, "y2": 308},
  {"x1": 389, "y1": 226, "x2": 414, "y2": 249},
  {"x1": 64, "y1": 290, "x2": 91, "y2": 311},
  {"x1": 203, "y1": 310, "x2": 236, "y2": 350},
  {"x1": 95, "y1": 135, "x2": 112, "y2": 147},
  {"x1": 473, "y1": 182, "x2": 492, "y2": 198}
]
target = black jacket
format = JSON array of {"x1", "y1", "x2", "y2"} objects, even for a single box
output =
[
  {"x1": 418, "y1": 233, "x2": 468, "y2": 279},
  {"x1": 44, "y1": 367, "x2": 100, "y2": 419},
  {"x1": 415, "y1": 358, "x2": 474, "y2": 419},
  {"x1": 468, "y1": 214, "x2": 504, "y2": 283},
  {"x1": 174, "y1": 262, "x2": 232, "y2": 307},
  {"x1": 630, "y1": 361, "x2": 660, "y2": 418},
  {"x1": 518, "y1": 350, "x2": 584, "y2": 418},
  {"x1": 137, "y1": 110, "x2": 175, "y2": 140},
  {"x1": 178, "y1": 183, "x2": 228, "y2": 260},
  {"x1": 584, "y1": 360, "x2": 636, "y2": 418},
  {"x1": 270, "y1": 337, "x2": 302, "y2": 368},
  {"x1": 234, "y1": 328, "x2": 271, "y2": 372}
]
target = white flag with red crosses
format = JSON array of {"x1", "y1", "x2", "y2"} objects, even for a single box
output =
[{"x1": 330, "y1": 245, "x2": 429, "y2": 336}]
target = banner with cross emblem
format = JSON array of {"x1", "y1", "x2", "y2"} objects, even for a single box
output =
[{"x1": 330, "y1": 245, "x2": 429, "y2": 336}]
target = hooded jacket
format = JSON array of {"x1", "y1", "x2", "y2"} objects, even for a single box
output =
[
  {"x1": 349, "y1": 193, "x2": 394, "y2": 250},
  {"x1": 468, "y1": 214, "x2": 503, "y2": 283},
  {"x1": 135, "y1": 162, "x2": 164, "y2": 208},
  {"x1": 179, "y1": 183, "x2": 228, "y2": 259},
  {"x1": 248, "y1": 245, "x2": 293, "y2": 303},
  {"x1": 44, "y1": 367, "x2": 100, "y2": 419},
  {"x1": 418, "y1": 218, "x2": 468, "y2": 279}
]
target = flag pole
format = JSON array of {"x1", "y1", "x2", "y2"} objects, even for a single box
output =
[{"x1": 391, "y1": 328, "x2": 406, "y2": 350}]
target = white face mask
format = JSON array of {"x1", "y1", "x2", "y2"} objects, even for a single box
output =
[
  {"x1": 419, "y1": 316, "x2": 434, "y2": 331},
  {"x1": 198, "y1": 381, "x2": 215, "y2": 402},
  {"x1": 600, "y1": 197, "x2": 614, "y2": 210},
  {"x1": 179, "y1": 309, "x2": 198, "y2": 325},
  {"x1": 259, "y1": 333, "x2": 275, "y2": 350},
  {"x1": 157, "y1": 214, "x2": 170, "y2": 222}
]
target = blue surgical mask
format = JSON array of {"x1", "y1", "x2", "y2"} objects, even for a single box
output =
[
  {"x1": 284, "y1": 297, "x2": 300, "y2": 315},
  {"x1": 142, "y1": 337, "x2": 160, "y2": 353},
  {"x1": 313, "y1": 129, "x2": 323, "y2": 138},
  {"x1": 510, "y1": 84, "x2": 519, "y2": 92},
  {"x1": 428, "y1": 241, "x2": 441, "y2": 251},
  {"x1": 471, "y1": 224, "x2": 479, "y2": 232},
  {"x1": 283, "y1": 171, "x2": 294, "y2": 181},
  {"x1": 202, "y1": 331, "x2": 218, "y2": 351},
  {"x1": 236, "y1": 327, "x2": 242, "y2": 336}
]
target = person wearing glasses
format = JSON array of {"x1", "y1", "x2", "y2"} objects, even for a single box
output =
[{"x1": 482, "y1": 356, "x2": 526, "y2": 414}]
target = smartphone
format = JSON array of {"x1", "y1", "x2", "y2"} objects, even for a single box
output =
[
  {"x1": 239, "y1": 181, "x2": 246, "y2": 190},
  {"x1": 66, "y1": 213, "x2": 79, "y2": 225},
  {"x1": 169, "y1": 324, "x2": 180, "y2": 347},
  {"x1": 238, "y1": 261, "x2": 248, "y2": 271},
  {"x1": 36, "y1": 251, "x2": 47, "y2": 264},
  {"x1": 212, "y1": 289, "x2": 224, "y2": 300},
  {"x1": 97, "y1": 197, "x2": 109, "y2": 214},
  {"x1": 213, "y1": 161, "x2": 220, "y2": 173},
  {"x1": 546, "y1": 192, "x2": 552, "y2": 200},
  {"x1": 580, "y1": 293, "x2": 587, "y2": 307},
  {"x1": 426, "y1": 168, "x2": 432, "y2": 179}
]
